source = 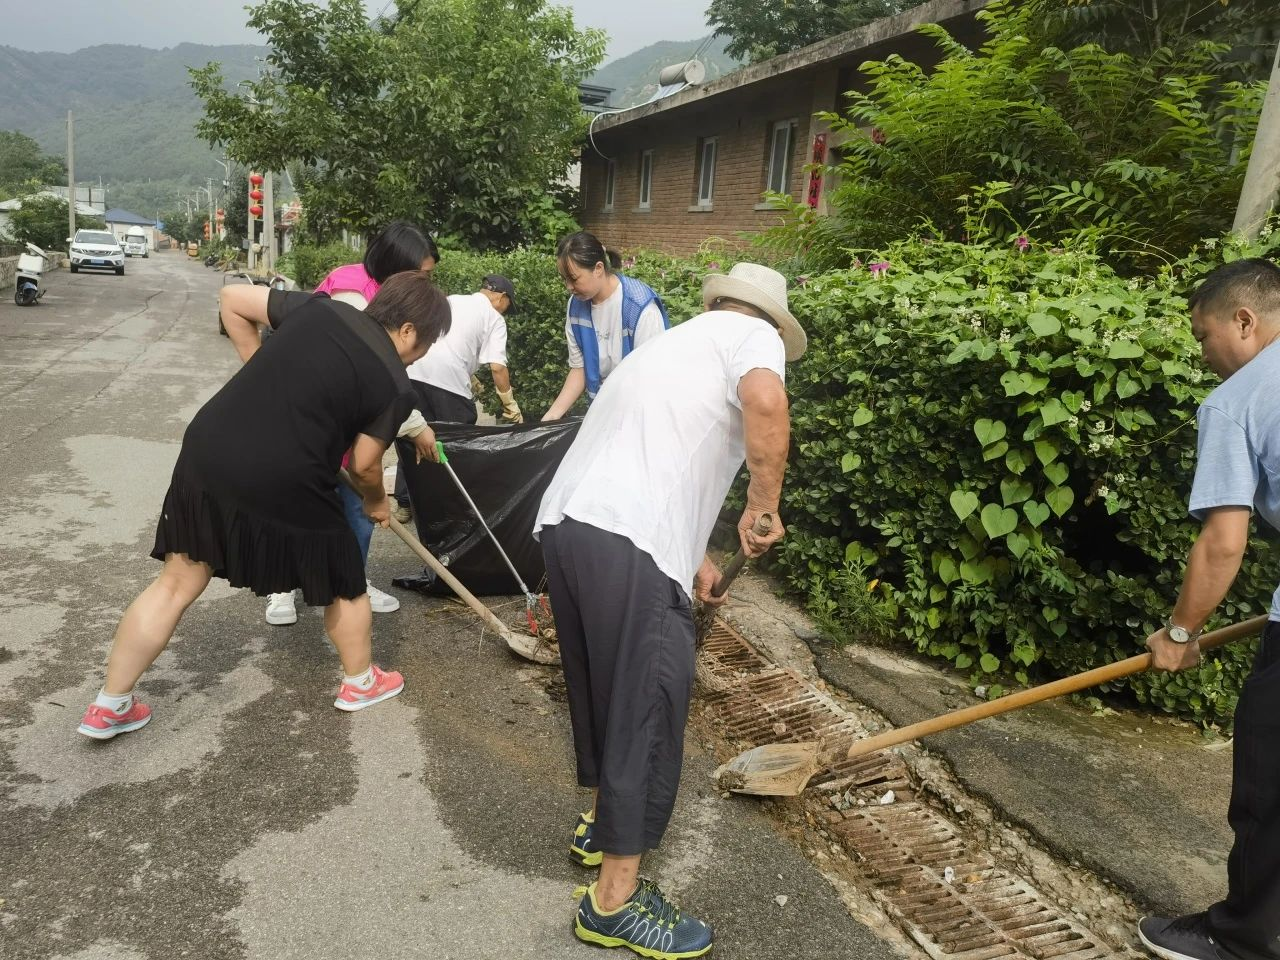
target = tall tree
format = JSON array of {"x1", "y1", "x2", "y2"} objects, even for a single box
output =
[
  {"x1": 1026, "y1": 0, "x2": 1280, "y2": 77},
  {"x1": 0, "y1": 131, "x2": 66, "y2": 197},
  {"x1": 707, "y1": 0, "x2": 919, "y2": 63},
  {"x1": 191, "y1": 0, "x2": 605, "y2": 249}
]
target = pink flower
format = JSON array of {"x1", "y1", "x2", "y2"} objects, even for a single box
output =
[
  {"x1": 796, "y1": 274, "x2": 809, "y2": 286},
  {"x1": 869, "y1": 261, "x2": 890, "y2": 275},
  {"x1": 707, "y1": 261, "x2": 720, "y2": 271},
  {"x1": 871, "y1": 128, "x2": 886, "y2": 145},
  {"x1": 1015, "y1": 235, "x2": 1030, "y2": 251},
  {"x1": 851, "y1": 258, "x2": 863, "y2": 269},
  {"x1": 622, "y1": 256, "x2": 637, "y2": 268}
]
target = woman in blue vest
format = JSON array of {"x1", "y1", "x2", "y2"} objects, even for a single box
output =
[{"x1": 541, "y1": 232, "x2": 669, "y2": 420}]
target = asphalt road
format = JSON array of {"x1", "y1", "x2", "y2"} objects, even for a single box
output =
[{"x1": 0, "y1": 253, "x2": 907, "y2": 960}]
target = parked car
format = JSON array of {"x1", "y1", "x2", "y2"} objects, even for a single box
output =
[{"x1": 69, "y1": 230, "x2": 125, "y2": 275}]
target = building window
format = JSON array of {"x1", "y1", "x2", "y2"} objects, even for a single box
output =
[
  {"x1": 696, "y1": 137, "x2": 717, "y2": 207},
  {"x1": 604, "y1": 159, "x2": 616, "y2": 211},
  {"x1": 638, "y1": 150, "x2": 653, "y2": 210},
  {"x1": 766, "y1": 120, "x2": 795, "y2": 195}
]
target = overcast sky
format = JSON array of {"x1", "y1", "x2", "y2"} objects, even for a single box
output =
[{"x1": 6, "y1": 0, "x2": 713, "y2": 64}]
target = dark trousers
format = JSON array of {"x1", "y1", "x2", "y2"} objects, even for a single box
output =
[
  {"x1": 394, "y1": 381, "x2": 477, "y2": 507},
  {"x1": 541, "y1": 518, "x2": 696, "y2": 857},
  {"x1": 1209, "y1": 620, "x2": 1280, "y2": 960}
]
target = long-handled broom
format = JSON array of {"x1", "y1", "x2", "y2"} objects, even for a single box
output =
[
  {"x1": 714, "y1": 614, "x2": 1268, "y2": 797},
  {"x1": 339, "y1": 468, "x2": 558, "y2": 666}
]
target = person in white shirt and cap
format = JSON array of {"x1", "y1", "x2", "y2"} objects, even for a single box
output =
[
  {"x1": 392, "y1": 275, "x2": 522, "y2": 524},
  {"x1": 533, "y1": 262, "x2": 805, "y2": 959}
]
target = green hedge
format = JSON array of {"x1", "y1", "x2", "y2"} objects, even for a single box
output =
[
  {"x1": 422, "y1": 235, "x2": 1280, "y2": 727},
  {"x1": 774, "y1": 234, "x2": 1280, "y2": 727},
  {"x1": 276, "y1": 241, "x2": 363, "y2": 289}
]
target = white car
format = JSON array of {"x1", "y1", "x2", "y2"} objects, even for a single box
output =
[
  {"x1": 70, "y1": 230, "x2": 125, "y2": 275},
  {"x1": 122, "y1": 236, "x2": 148, "y2": 258}
]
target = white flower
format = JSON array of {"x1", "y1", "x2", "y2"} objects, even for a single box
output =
[
  {"x1": 1203, "y1": 238, "x2": 1218, "y2": 249},
  {"x1": 1097, "y1": 485, "x2": 1111, "y2": 498},
  {"x1": 1079, "y1": 400, "x2": 1092, "y2": 413}
]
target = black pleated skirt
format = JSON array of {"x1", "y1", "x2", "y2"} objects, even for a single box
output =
[{"x1": 150, "y1": 475, "x2": 365, "y2": 607}]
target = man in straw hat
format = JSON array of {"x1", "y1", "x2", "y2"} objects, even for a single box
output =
[{"x1": 534, "y1": 262, "x2": 805, "y2": 957}]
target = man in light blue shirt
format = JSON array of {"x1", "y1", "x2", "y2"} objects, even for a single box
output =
[{"x1": 1139, "y1": 258, "x2": 1280, "y2": 960}]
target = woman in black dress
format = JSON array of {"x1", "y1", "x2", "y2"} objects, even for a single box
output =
[{"x1": 78, "y1": 271, "x2": 452, "y2": 739}]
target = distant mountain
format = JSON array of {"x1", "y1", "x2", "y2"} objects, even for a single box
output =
[
  {"x1": 0, "y1": 36, "x2": 742, "y2": 217},
  {"x1": 0, "y1": 43, "x2": 264, "y2": 214},
  {"x1": 589, "y1": 35, "x2": 741, "y2": 110}
]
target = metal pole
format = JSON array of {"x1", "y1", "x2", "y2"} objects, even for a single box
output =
[
  {"x1": 1233, "y1": 39, "x2": 1280, "y2": 240},
  {"x1": 66, "y1": 110, "x2": 75, "y2": 246},
  {"x1": 206, "y1": 179, "x2": 215, "y2": 242},
  {"x1": 263, "y1": 171, "x2": 275, "y2": 273}
]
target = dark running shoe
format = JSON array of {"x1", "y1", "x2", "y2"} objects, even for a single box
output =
[
  {"x1": 574, "y1": 878, "x2": 713, "y2": 959},
  {"x1": 1139, "y1": 913, "x2": 1240, "y2": 960},
  {"x1": 570, "y1": 811, "x2": 602, "y2": 867}
]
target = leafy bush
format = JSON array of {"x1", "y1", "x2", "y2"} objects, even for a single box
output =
[
  {"x1": 451, "y1": 229, "x2": 1280, "y2": 727},
  {"x1": 277, "y1": 241, "x2": 361, "y2": 289},
  {"x1": 763, "y1": 0, "x2": 1265, "y2": 274},
  {"x1": 775, "y1": 231, "x2": 1280, "y2": 727},
  {"x1": 8, "y1": 196, "x2": 104, "y2": 250}
]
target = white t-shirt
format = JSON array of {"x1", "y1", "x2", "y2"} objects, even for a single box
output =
[
  {"x1": 564, "y1": 282, "x2": 666, "y2": 383},
  {"x1": 535, "y1": 310, "x2": 787, "y2": 598},
  {"x1": 407, "y1": 292, "x2": 508, "y2": 398}
]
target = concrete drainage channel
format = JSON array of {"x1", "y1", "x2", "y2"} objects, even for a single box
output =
[{"x1": 695, "y1": 619, "x2": 1145, "y2": 959}]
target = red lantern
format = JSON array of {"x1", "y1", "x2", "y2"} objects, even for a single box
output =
[
  {"x1": 249, "y1": 204, "x2": 264, "y2": 217},
  {"x1": 249, "y1": 173, "x2": 264, "y2": 186},
  {"x1": 249, "y1": 189, "x2": 264, "y2": 201}
]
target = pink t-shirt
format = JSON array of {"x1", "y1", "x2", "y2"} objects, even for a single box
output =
[
  {"x1": 314, "y1": 263, "x2": 380, "y2": 304},
  {"x1": 315, "y1": 263, "x2": 382, "y2": 469}
]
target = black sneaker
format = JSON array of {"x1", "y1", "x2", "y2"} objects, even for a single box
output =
[
  {"x1": 1138, "y1": 913, "x2": 1237, "y2": 960},
  {"x1": 574, "y1": 878, "x2": 713, "y2": 959}
]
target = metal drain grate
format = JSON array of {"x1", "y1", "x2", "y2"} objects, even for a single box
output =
[{"x1": 697, "y1": 618, "x2": 1127, "y2": 960}]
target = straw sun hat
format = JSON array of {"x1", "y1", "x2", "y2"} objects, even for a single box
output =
[{"x1": 702, "y1": 263, "x2": 807, "y2": 361}]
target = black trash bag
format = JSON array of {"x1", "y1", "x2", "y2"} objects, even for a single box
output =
[{"x1": 394, "y1": 418, "x2": 581, "y2": 596}]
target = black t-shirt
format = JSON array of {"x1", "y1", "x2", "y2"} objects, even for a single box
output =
[{"x1": 176, "y1": 295, "x2": 415, "y2": 529}]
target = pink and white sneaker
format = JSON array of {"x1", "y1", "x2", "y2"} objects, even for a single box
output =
[
  {"x1": 333, "y1": 665, "x2": 405, "y2": 712},
  {"x1": 78, "y1": 700, "x2": 152, "y2": 740}
]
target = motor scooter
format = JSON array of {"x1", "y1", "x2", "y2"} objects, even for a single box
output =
[{"x1": 14, "y1": 243, "x2": 47, "y2": 306}]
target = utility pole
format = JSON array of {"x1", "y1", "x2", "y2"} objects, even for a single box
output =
[
  {"x1": 263, "y1": 171, "x2": 275, "y2": 273},
  {"x1": 66, "y1": 110, "x2": 75, "y2": 246},
  {"x1": 1234, "y1": 38, "x2": 1280, "y2": 240},
  {"x1": 206, "y1": 178, "x2": 215, "y2": 241}
]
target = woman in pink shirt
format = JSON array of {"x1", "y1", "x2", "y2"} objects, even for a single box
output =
[{"x1": 314, "y1": 221, "x2": 440, "y2": 308}]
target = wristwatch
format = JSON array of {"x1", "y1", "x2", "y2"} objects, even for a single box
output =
[{"x1": 1164, "y1": 617, "x2": 1202, "y2": 645}]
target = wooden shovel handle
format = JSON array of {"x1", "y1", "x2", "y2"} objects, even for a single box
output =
[
  {"x1": 844, "y1": 614, "x2": 1269, "y2": 761},
  {"x1": 712, "y1": 514, "x2": 774, "y2": 597},
  {"x1": 339, "y1": 469, "x2": 516, "y2": 642}
]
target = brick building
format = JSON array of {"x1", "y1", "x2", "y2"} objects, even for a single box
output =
[{"x1": 579, "y1": 0, "x2": 987, "y2": 256}]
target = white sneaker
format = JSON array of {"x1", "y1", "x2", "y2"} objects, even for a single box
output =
[
  {"x1": 367, "y1": 581, "x2": 400, "y2": 614},
  {"x1": 265, "y1": 592, "x2": 298, "y2": 625}
]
